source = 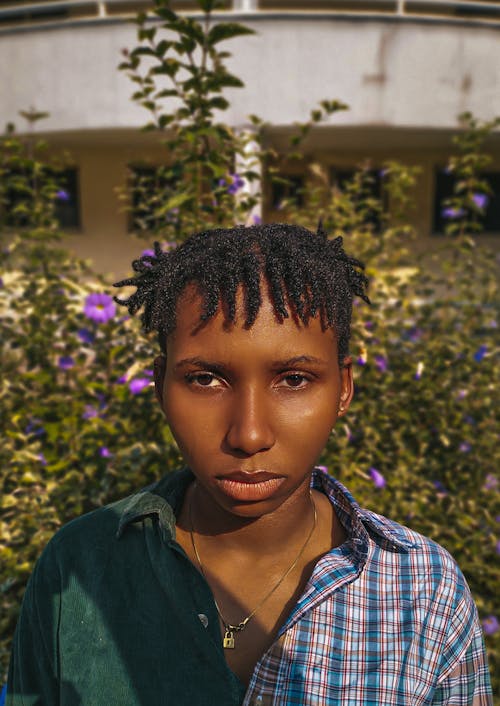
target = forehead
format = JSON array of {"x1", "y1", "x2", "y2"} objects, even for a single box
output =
[{"x1": 167, "y1": 285, "x2": 338, "y2": 361}]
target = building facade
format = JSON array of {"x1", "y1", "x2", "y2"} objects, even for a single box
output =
[{"x1": 2, "y1": 0, "x2": 500, "y2": 275}]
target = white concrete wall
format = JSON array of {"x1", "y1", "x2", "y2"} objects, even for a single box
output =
[{"x1": 2, "y1": 16, "x2": 500, "y2": 134}]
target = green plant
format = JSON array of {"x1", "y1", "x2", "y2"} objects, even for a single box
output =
[
  {"x1": 118, "y1": 0, "x2": 260, "y2": 237},
  {"x1": 441, "y1": 111, "x2": 500, "y2": 237},
  {"x1": 0, "y1": 121, "x2": 182, "y2": 677}
]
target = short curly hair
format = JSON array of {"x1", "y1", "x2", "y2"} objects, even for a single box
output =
[{"x1": 113, "y1": 222, "x2": 369, "y2": 362}]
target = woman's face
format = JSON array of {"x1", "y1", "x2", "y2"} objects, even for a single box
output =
[{"x1": 154, "y1": 286, "x2": 353, "y2": 520}]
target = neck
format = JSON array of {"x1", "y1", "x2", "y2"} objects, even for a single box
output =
[{"x1": 183, "y1": 478, "x2": 315, "y2": 558}]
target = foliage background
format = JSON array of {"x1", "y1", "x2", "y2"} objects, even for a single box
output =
[{"x1": 1, "y1": 0, "x2": 499, "y2": 698}]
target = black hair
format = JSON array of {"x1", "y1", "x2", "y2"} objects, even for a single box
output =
[{"x1": 113, "y1": 223, "x2": 369, "y2": 362}]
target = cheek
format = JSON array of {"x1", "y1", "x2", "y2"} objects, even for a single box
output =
[
  {"x1": 163, "y1": 388, "x2": 219, "y2": 454},
  {"x1": 272, "y1": 391, "x2": 339, "y2": 442}
]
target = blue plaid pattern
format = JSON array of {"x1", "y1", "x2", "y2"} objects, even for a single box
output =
[{"x1": 243, "y1": 468, "x2": 493, "y2": 706}]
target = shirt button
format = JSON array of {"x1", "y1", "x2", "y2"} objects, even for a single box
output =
[{"x1": 197, "y1": 613, "x2": 209, "y2": 628}]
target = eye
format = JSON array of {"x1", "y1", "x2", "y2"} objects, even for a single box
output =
[
  {"x1": 278, "y1": 373, "x2": 310, "y2": 389},
  {"x1": 185, "y1": 372, "x2": 223, "y2": 388}
]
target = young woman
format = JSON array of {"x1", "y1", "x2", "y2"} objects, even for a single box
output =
[{"x1": 7, "y1": 224, "x2": 492, "y2": 705}]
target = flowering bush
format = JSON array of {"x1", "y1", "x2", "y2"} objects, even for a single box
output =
[{"x1": 1, "y1": 0, "x2": 499, "y2": 698}]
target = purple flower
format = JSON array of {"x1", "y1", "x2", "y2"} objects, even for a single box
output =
[
  {"x1": 374, "y1": 354, "x2": 388, "y2": 373},
  {"x1": 364, "y1": 321, "x2": 374, "y2": 330},
  {"x1": 316, "y1": 465, "x2": 328, "y2": 475},
  {"x1": 143, "y1": 369, "x2": 154, "y2": 377},
  {"x1": 38, "y1": 453, "x2": 47, "y2": 466},
  {"x1": 484, "y1": 474, "x2": 498, "y2": 491},
  {"x1": 433, "y1": 480, "x2": 448, "y2": 496},
  {"x1": 55, "y1": 189, "x2": 70, "y2": 201},
  {"x1": 140, "y1": 248, "x2": 156, "y2": 267},
  {"x1": 408, "y1": 327, "x2": 422, "y2": 343},
  {"x1": 474, "y1": 345, "x2": 487, "y2": 362},
  {"x1": 84, "y1": 293, "x2": 116, "y2": 324},
  {"x1": 99, "y1": 447, "x2": 113, "y2": 458},
  {"x1": 457, "y1": 389, "x2": 467, "y2": 400},
  {"x1": 77, "y1": 328, "x2": 94, "y2": 344},
  {"x1": 82, "y1": 405, "x2": 99, "y2": 420},
  {"x1": 472, "y1": 193, "x2": 488, "y2": 210},
  {"x1": 25, "y1": 419, "x2": 45, "y2": 437},
  {"x1": 369, "y1": 467, "x2": 386, "y2": 489},
  {"x1": 414, "y1": 362, "x2": 424, "y2": 380},
  {"x1": 129, "y1": 377, "x2": 151, "y2": 394},
  {"x1": 459, "y1": 442, "x2": 471, "y2": 453},
  {"x1": 442, "y1": 207, "x2": 465, "y2": 220},
  {"x1": 463, "y1": 415, "x2": 475, "y2": 425},
  {"x1": 252, "y1": 214, "x2": 262, "y2": 225},
  {"x1": 357, "y1": 346, "x2": 367, "y2": 366},
  {"x1": 116, "y1": 375, "x2": 127, "y2": 384},
  {"x1": 162, "y1": 240, "x2": 177, "y2": 251},
  {"x1": 482, "y1": 615, "x2": 499, "y2": 636},
  {"x1": 58, "y1": 356, "x2": 75, "y2": 370},
  {"x1": 165, "y1": 208, "x2": 180, "y2": 224},
  {"x1": 220, "y1": 173, "x2": 245, "y2": 195}
]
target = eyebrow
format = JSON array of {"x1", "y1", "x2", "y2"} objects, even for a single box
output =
[{"x1": 174, "y1": 355, "x2": 329, "y2": 370}]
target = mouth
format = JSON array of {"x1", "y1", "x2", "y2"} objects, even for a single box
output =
[{"x1": 215, "y1": 470, "x2": 286, "y2": 502}]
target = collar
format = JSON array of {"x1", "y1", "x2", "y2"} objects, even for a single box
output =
[
  {"x1": 311, "y1": 467, "x2": 419, "y2": 568},
  {"x1": 116, "y1": 467, "x2": 419, "y2": 556},
  {"x1": 116, "y1": 467, "x2": 194, "y2": 543}
]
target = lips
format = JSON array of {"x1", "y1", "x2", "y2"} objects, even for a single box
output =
[
  {"x1": 215, "y1": 470, "x2": 285, "y2": 502},
  {"x1": 218, "y1": 470, "x2": 282, "y2": 483}
]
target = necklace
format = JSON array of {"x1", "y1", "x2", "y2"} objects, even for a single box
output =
[{"x1": 188, "y1": 487, "x2": 317, "y2": 649}]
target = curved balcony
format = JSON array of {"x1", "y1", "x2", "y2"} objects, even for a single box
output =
[
  {"x1": 2, "y1": 1, "x2": 500, "y2": 270},
  {"x1": 1, "y1": 0, "x2": 500, "y2": 135}
]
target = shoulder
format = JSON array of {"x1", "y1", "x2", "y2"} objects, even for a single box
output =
[
  {"x1": 362, "y1": 509, "x2": 477, "y2": 645},
  {"x1": 363, "y1": 509, "x2": 469, "y2": 593},
  {"x1": 33, "y1": 468, "x2": 189, "y2": 582}
]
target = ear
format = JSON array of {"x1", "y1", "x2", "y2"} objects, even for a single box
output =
[
  {"x1": 337, "y1": 356, "x2": 354, "y2": 417},
  {"x1": 153, "y1": 355, "x2": 167, "y2": 408}
]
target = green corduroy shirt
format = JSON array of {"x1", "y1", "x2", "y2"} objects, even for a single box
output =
[{"x1": 7, "y1": 469, "x2": 248, "y2": 705}]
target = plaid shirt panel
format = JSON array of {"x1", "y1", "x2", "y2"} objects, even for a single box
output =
[{"x1": 242, "y1": 469, "x2": 493, "y2": 706}]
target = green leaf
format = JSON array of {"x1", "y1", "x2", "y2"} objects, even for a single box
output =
[
  {"x1": 215, "y1": 73, "x2": 244, "y2": 89},
  {"x1": 138, "y1": 27, "x2": 157, "y2": 42},
  {"x1": 155, "y1": 40, "x2": 172, "y2": 56},
  {"x1": 158, "y1": 115, "x2": 174, "y2": 128},
  {"x1": 208, "y1": 96, "x2": 229, "y2": 111},
  {"x1": 177, "y1": 19, "x2": 204, "y2": 44},
  {"x1": 207, "y1": 23, "x2": 255, "y2": 46},
  {"x1": 197, "y1": 0, "x2": 216, "y2": 11},
  {"x1": 154, "y1": 6, "x2": 177, "y2": 22},
  {"x1": 152, "y1": 59, "x2": 180, "y2": 77}
]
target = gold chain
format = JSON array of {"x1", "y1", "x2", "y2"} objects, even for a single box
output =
[{"x1": 188, "y1": 485, "x2": 317, "y2": 649}]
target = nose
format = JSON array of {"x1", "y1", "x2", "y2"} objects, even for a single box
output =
[{"x1": 225, "y1": 385, "x2": 275, "y2": 456}]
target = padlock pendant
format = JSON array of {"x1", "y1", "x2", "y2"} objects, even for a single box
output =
[{"x1": 223, "y1": 629, "x2": 235, "y2": 649}]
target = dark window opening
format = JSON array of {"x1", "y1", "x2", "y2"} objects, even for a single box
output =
[
  {"x1": 433, "y1": 168, "x2": 500, "y2": 235},
  {"x1": 330, "y1": 167, "x2": 384, "y2": 232},
  {"x1": 55, "y1": 168, "x2": 80, "y2": 229},
  {"x1": 128, "y1": 164, "x2": 180, "y2": 233},
  {"x1": 270, "y1": 174, "x2": 305, "y2": 210},
  {"x1": 1, "y1": 166, "x2": 80, "y2": 230}
]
